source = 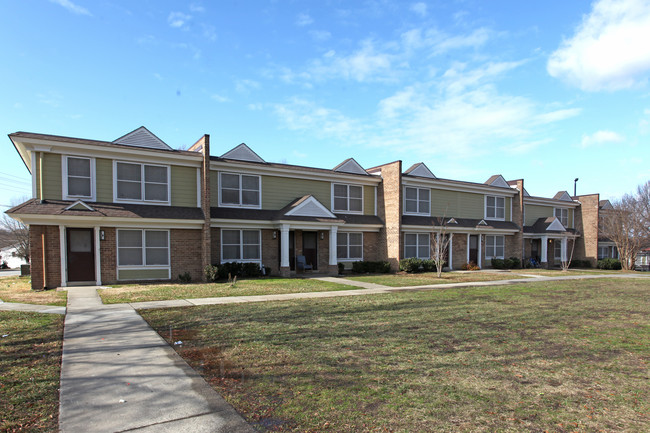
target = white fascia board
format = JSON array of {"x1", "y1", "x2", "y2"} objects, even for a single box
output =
[
  {"x1": 402, "y1": 225, "x2": 519, "y2": 235},
  {"x1": 402, "y1": 178, "x2": 518, "y2": 196},
  {"x1": 524, "y1": 197, "x2": 580, "y2": 207},
  {"x1": 20, "y1": 138, "x2": 203, "y2": 167},
  {"x1": 524, "y1": 233, "x2": 579, "y2": 239},
  {"x1": 273, "y1": 220, "x2": 345, "y2": 230},
  {"x1": 14, "y1": 214, "x2": 203, "y2": 229},
  {"x1": 211, "y1": 219, "x2": 276, "y2": 229},
  {"x1": 210, "y1": 161, "x2": 381, "y2": 185},
  {"x1": 335, "y1": 224, "x2": 382, "y2": 232}
]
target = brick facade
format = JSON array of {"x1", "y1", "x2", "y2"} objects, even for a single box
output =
[
  {"x1": 362, "y1": 231, "x2": 380, "y2": 262},
  {"x1": 261, "y1": 229, "x2": 279, "y2": 275},
  {"x1": 373, "y1": 161, "x2": 401, "y2": 271},
  {"x1": 170, "y1": 229, "x2": 204, "y2": 282},
  {"x1": 451, "y1": 233, "x2": 467, "y2": 269},
  {"x1": 29, "y1": 225, "x2": 61, "y2": 290},
  {"x1": 99, "y1": 227, "x2": 117, "y2": 284},
  {"x1": 573, "y1": 193, "x2": 600, "y2": 266}
]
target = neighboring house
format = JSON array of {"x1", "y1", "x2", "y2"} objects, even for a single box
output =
[
  {"x1": 6, "y1": 127, "x2": 609, "y2": 290},
  {"x1": 596, "y1": 200, "x2": 620, "y2": 260},
  {"x1": 636, "y1": 247, "x2": 650, "y2": 271},
  {"x1": 0, "y1": 244, "x2": 28, "y2": 269}
]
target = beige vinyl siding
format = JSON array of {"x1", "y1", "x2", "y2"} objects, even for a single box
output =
[
  {"x1": 95, "y1": 158, "x2": 112, "y2": 202},
  {"x1": 37, "y1": 153, "x2": 62, "y2": 200},
  {"x1": 568, "y1": 208, "x2": 574, "y2": 228},
  {"x1": 430, "y1": 189, "x2": 484, "y2": 219},
  {"x1": 262, "y1": 176, "x2": 331, "y2": 210},
  {"x1": 118, "y1": 269, "x2": 169, "y2": 280},
  {"x1": 171, "y1": 166, "x2": 198, "y2": 207},
  {"x1": 505, "y1": 197, "x2": 511, "y2": 221},
  {"x1": 210, "y1": 170, "x2": 219, "y2": 204},
  {"x1": 363, "y1": 185, "x2": 375, "y2": 215},
  {"x1": 525, "y1": 204, "x2": 553, "y2": 226}
]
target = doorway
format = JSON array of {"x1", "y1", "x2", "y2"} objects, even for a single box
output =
[
  {"x1": 66, "y1": 228, "x2": 95, "y2": 282},
  {"x1": 302, "y1": 231, "x2": 318, "y2": 271},
  {"x1": 468, "y1": 235, "x2": 478, "y2": 265}
]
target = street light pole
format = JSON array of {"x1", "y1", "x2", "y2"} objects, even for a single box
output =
[{"x1": 574, "y1": 178, "x2": 579, "y2": 197}]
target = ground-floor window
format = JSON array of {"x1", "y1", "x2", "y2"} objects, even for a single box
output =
[
  {"x1": 485, "y1": 235, "x2": 505, "y2": 259},
  {"x1": 337, "y1": 232, "x2": 363, "y2": 260},
  {"x1": 404, "y1": 233, "x2": 430, "y2": 259},
  {"x1": 554, "y1": 240, "x2": 562, "y2": 263},
  {"x1": 221, "y1": 229, "x2": 261, "y2": 262},
  {"x1": 117, "y1": 229, "x2": 169, "y2": 266}
]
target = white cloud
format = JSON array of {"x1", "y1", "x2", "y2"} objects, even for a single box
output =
[
  {"x1": 309, "y1": 30, "x2": 331, "y2": 41},
  {"x1": 580, "y1": 130, "x2": 625, "y2": 147},
  {"x1": 307, "y1": 40, "x2": 395, "y2": 82},
  {"x1": 547, "y1": 0, "x2": 650, "y2": 91},
  {"x1": 201, "y1": 24, "x2": 217, "y2": 41},
  {"x1": 248, "y1": 103, "x2": 263, "y2": 111},
  {"x1": 235, "y1": 79, "x2": 261, "y2": 94},
  {"x1": 49, "y1": 0, "x2": 91, "y2": 16},
  {"x1": 639, "y1": 108, "x2": 650, "y2": 134},
  {"x1": 296, "y1": 13, "x2": 313, "y2": 27},
  {"x1": 211, "y1": 94, "x2": 229, "y2": 103},
  {"x1": 410, "y1": 2, "x2": 427, "y2": 17},
  {"x1": 189, "y1": 3, "x2": 205, "y2": 13},
  {"x1": 168, "y1": 12, "x2": 191, "y2": 28}
]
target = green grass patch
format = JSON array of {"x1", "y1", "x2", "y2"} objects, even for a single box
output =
[
  {"x1": 0, "y1": 276, "x2": 67, "y2": 306},
  {"x1": 0, "y1": 311, "x2": 64, "y2": 432},
  {"x1": 142, "y1": 278, "x2": 650, "y2": 432},
  {"x1": 346, "y1": 271, "x2": 526, "y2": 287},
  {"x1": 100, "y1": 277, "x2": 357, "y2": 304}
]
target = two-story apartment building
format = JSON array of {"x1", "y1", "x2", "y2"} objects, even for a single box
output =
[{"x1": 7, "y1": 127, "x2": 606, "y2": 290}]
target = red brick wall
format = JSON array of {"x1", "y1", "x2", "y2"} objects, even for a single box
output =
[
  {"x1": 363, "y1": 231, "x2": 380, "y2": 262},
  {"x1": 375, "y1": 161, "x2": 402, "y2": 270},
  {"x1": 171, "y1": 229, "x2": 204, "y2": 282},
  {"x1": 573, "y1": 194, "x2": 600, "y2": 266},
  {"x1": 451, "y1": 233, "x2": 467, "y2": 269},
  {"x1": 210, "y1": 227, "x2": 221, "y2": 265},
  {"x1": 99, "y1": 227, "x2": 117, "y2": 284},
  {"x1": 29, "y1": 225, "x2": 61, "y2": 290},
  {"x1": 261, "y1": 229, "x2": 279, "y2": 275}
]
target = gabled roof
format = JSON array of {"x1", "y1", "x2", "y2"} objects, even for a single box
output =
[
  {"x1": 485, "y1": 175, "x2": 510, "y2": 188},
  {"x1": 553, "y1": 191, "x2": 574, "y2": 202},
  {"x1": 282, "y1": 195, "x2": 336, "y2": 218},
  {"x1": 221, "y1": 143, "x2": 266, "y2": 163},
  {"x1": 64, "y1": 200, "x2": 95, "y2": 211},
  {"x1": 333, "y1": 158, "x2": 368, "y2": 175},
  {"x1": 404, "y1": 163, "x2": 436, "y2": 179},
  {"x1": 113, "y1": 126, "x2": 172, "y2": 151},
  {"x1": 599, "y1": 200, "x2": 614, "y2": 210},
  {"x1": 507, "y1": 180, "x2": 530, "y2": 196},
  {"x1": 525, "y1": 216, "x2": 568, "y2": 233},
  {"x1": 401, "y1": 215, "x2": 520, "y2": 231}
]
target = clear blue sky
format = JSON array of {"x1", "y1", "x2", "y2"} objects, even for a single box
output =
[{"x1": 2, "y1": 0, "x2": 649, "y2": 210}]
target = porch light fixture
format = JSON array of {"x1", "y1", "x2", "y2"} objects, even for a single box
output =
[
  {"x1": 320, "y1": 232, "x2": 324, "y2": 240},
  {"x1": 100, "y1": 230, "x2": 105, "y2": 241},
  {"x1": 272, "y1": 231, "x2": 277, "y2": 239}
]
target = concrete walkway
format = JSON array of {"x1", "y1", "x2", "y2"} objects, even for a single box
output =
[
  {"x1": 0, "y1": 300, "x2": 66, "y2": 314},
  {"x1": 59, "y1": 286, "x2": 254, "y2": 433}
]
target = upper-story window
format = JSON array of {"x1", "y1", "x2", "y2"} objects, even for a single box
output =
[
  {"x1": 485, "y1": 196, "x2": 505, "y2": 220},
  {"x1": 115, "y1": 162, "x2": 169, "y2": 203},
  {"x1": 333, "y1": 184, "x2": 362, "y2": 213},
  {"x1": 404, "y1": 187, "x2": 430, "y2": 215},
  {"x1": 555, "y1": 208, "x2": 568, "y2": 226},
  {"x1": 63, "y1": 156, "x2": 94, "y2": 200},
  {"x1": 219, "y1": 173, "x2": 261, "y2": 208}
]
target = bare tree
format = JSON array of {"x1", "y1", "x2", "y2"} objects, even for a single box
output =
[
  {"x1": 432, "y1": 218, "x2": 451, "y2": 278},
  {"x1": 1, "y1": 214, "x2": 29, "y2": 263},
  {"x1": 560, "y1": 236, "x2": 576, "y2": 272}
]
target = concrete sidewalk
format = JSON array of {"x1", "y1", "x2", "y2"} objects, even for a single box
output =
[
  {"x1": 59, "y1": 286, "x2": 253, "y2": 433},
  {"x1": 0, "y1": 300, "x2": 65, "y2": 314}
]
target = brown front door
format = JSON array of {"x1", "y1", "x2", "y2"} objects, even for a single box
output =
[
  {"x1": 67, "y1": 228, "x2": 95, "y2": 282},
  {"x1": 302, "y1": 231, "x2": 318, "y2": 271},
  {"x1": 468, "y1": 235, "x2": 478, "y2": 264}
]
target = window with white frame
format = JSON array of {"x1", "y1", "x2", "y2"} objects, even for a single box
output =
[
  {"x1": 485, "y1": 235, "x2": 505, "y2": 259},
  {"x1": 554, "y1": 240, "x2": 562, "y2": 263},
  {"x1": 333, "y1": 184, "x2": 362, "y2": 213},
  {"x1": 486, "y1": 196, "x2": 505, "y2": 220},
  {"x1": 220, "y1": 173, "x2": 260, "y2": 207},
  {"x1": 337, "y1": 232, "x2": 363, "y2": 260},
  {"x1": 117, "y1": 229, "x2": 169, "y2": 267},
  {"x1": 554, "y1": 208, "x2": 568, "y2": 226},
  {"x1": 221, "y1": 229, "x2": 261, "y2": 262},
  {"x1": 404, "y1": 187, "x2": 430, "y2": 214},
  {"x1": 115, "y1": 162, "x2": 169, "y2": 203},
  {"x1": 404, "y1": 233, "x2": 430, "y2": 259},
  {"x1": 598, "y1": 246, "x2": 607, "y2": 259},
  {"x1": 64, "y1": 156, "x2": 93, "y2": 199}
]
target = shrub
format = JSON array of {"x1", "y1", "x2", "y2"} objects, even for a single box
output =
[
  {"x1": 597, "y1": 258, "x2": 622, "y2": 270},
  {"x1": 570, "y1": 259, "x2": 592, "y2": 268},
  {"x1": 461, "y1": 261, "x2": 480, "y2": 271},
  {"x1": 351, "y1": 260, "x2": 390, "y2": 274},
  {"x1": 506, "y1": 257, "x2": 521, "y2": 269},
  {"x1": 491, "y1": 258, "x2": 505, "y2": 269},
  {"x1": 178, "y1": 272, "x2": 192, "y2": 283},
  {"x1": 338, "y1": 262, "x2": 345, "y2": 274},
  {"x1": 204, "y1": 264, "x2": 219, "y2": 282},
  {"x1": 399, "y1": 258, "x2": 438, "y2": 273}
]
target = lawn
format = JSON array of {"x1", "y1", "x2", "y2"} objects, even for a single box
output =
[
  {"x1": 142, "y1": 278, "x2": 650, "y2": 432},
  {"x1": 99, "y1": 277, "x2": 357, "y2": 304},
  {"x1": 0, "y1": 276, "x2": 67, "y2": 306},
  {"x1": 0, "y1": 311, "x2": 64, "y2": 432},
  {"x1": 345, "y1": 271, "x2": 528, "y2": 287}
]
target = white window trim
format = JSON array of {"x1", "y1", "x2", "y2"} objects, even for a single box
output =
[
  {"x1": 116, "y1": 229, "x2": 171, "y2": 271},
  {"x1": 337, "y1": 232, "x2": 364, "y2": 262},
  {"x1": 331, "y1": 183, "x2": 364, "y2": 214},
  {"x1": 113, "y1": 161, "x2": 171, "y2": 205},
  {"x1": 403, "y1": 186, "x2": 431, "y2": 216},
  {"x1": 485, "y1": 235, "x2": 505, "y2": 260},
  {"x1": 62, "y1": 155, "x2": 96, "y2": 201},
  {"x1": 220, "y1": 229, "x2": 262, "y2": 263},
  {"x1": 554, "y1": 207, "x2": 569, "y2": 227},
  {"x1": 404, "y1": 232, "x2": 431, "y2": 259},
  {"x1": 485, "y1": 195, "x2": 506, "y2": 221},
  {"x1": 218, "y1": 172, "x2": 262, "y2": 209}
]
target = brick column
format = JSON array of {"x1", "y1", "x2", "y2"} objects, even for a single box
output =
[
  {"x1": 190, "y1": 134, "x2": 212, "y2": 281},
  {"x1": 373, "y1": 161, "x2": 402, "y2": 271},
  {"x1": 573, "y1": 193, "x2": 600, "y2": 267}
]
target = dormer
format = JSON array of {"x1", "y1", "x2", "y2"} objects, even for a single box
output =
[
  {"x1": 333, "y1": 158, "x2": 368, "y2": 175},
  {"x1": 404, "y1": 163, "x2": 436, "y2": 179},
  {"x1": 221, "y1": 143, "x2": 266, "y2": 163},
  {"x1": 113, "y1": 126, "x2": 172, "y2": 151},
  {"x1": 485, "y1": 175, "x2": 510, "y2": 188}
]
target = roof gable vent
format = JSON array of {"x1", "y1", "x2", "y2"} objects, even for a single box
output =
[
  {"x1": 554, "y1": 191, "x2": 573, "y2": 202},
  {"x1": 485, "y1": 175, "x2": 510, "y2": 188},
  {"x1": 333, "y1": 158, "x2": 368, "y2": 175},
  {"x1": 113, "y1": 126, "x2": 171, "y2": 150},
  {"x1": 221, "y1": 143, "x2": 265, "y2": 163},
  {"x1": 284, "y1": 195, "x2": 337, "y2": 218},
  {"x1": 404, "y1": 163, "x2": 436, "y2": 179}
]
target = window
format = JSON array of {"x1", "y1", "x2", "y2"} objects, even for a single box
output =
[
  {"x1": 404, "y1": 187, "x2": 430, "y2": 214},
  {"x1": 404, "y1": 233, "x2": 430, "y2": 259},
  {"x1": 598, "y1": 246, "x2": 607, "y2": 260},
  {"x1": 485, "y1": 235, "x2": 505, "y2": 259},
  {"x1": 554, "y1": 240, "x2": 562, "y2": 263},
  {"x1": 337, "y1": 232, "x2": 363, "y2": 260},
  {"x1": 486, "y1": 196, "x2": 505, "y2": 220},
  {"x1": 117, "y1": 230, "x2": 169, "y2": 267},
  {"x1": 220, "y1": 173, "x2": 260, "y2": 207},
  {"x1": 554, "y1": 208, "x2": 568, "y2": 226},
  {"x1": 64, "y1": 156, "x2": 93, "y2": 199},
  {"x1": 333, "y1": 184, "x2": 363, "y2": 213},
  {"x1": 221, "y1": 229, "x2": 261, "y2": 262},
  {"x1": 115, "y1": 162, "x2": 169, "y2": 203}
]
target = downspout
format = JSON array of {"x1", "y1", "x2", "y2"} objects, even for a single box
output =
[
  {"x1": 39, "y1": 152, "x2": 44, "y2": 202},
  {"x1": 42, "y1": 232, "x2": 47, "y2": 289}
]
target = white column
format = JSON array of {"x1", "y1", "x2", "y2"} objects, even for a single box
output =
[
  {"x1": 435, "y1": 232, "x2": 440, "y2": 262},
  {"x1": 59, "y1": 225, "x2": 66, "y2": 287},
  {"x1": 541, "y1": 236, "x2": 548, "y2": 263},
  {"x1": 94, "y1": 226, "x2": 102, "y2": 285},
  {"x1": 466, "y1": 233, "x2": 470, "y2": 263},
  {"x1": 477, "y1": 234, "x2": 482, "y2": 269},
  {"x1": 329, "y1": 225, "x2": 338, "y2": 266},
  {"x1": 448, "y1": 233, "x2": 453, "y2": 270},
  {"x1": 280, "y1": 225, "x2": 290, "y2": 268},
  {"x1": 561, "y1": 237, "x2": 568, "y2": 262}
]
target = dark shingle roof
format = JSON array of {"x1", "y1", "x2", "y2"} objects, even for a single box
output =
[{"x1": 402, "y1": 215, "x2": 519, "y2": 231}]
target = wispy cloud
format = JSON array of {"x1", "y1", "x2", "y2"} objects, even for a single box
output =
[
  {"x1": 309, "y1": 30, "x2": 331, "y2": 41},
  {"x1": 235, "y1": 79, "x2": 261, "y2": 94},
  {"x1": 548, "y1": 0, "x2": 650, "y2": 91},
  {"x1": 49, "y1": 0, "x2": 91, "y2": 16},
  {"x1": 410, "y1": 2, "x2": 427, "y2": 17},
  {"x1": 580, "y1": 130, "x2": 625, "y2": 148},
  {"x1": 168, "y1": 11, "x2": 191, "y2": 29},
  {"x1": 211, "y1": 94, "x2": 230, "y2": 103},
  {"x1": 296, "y1": 13, "x2": 313, "y2": 27},
  {"x1": 201, "y1": 24, "x2": 217, "y2": 41},
  {"x1": 189, "y1": 3, "x2": 205, "y2": 13}
]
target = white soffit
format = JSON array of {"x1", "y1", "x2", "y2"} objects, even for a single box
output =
[
  {"x1": 285, "y1": 196, "x2": 337, "y2": 218},
  {"x1": 333, "y1": 158, "x2": 368, "y2": 175},
  {"x1": 113, "y1": 126, "x2": 172, "y2": 151},
  {"x1": 221, "y1": 143, "x2": 266, "y2": 163}
]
